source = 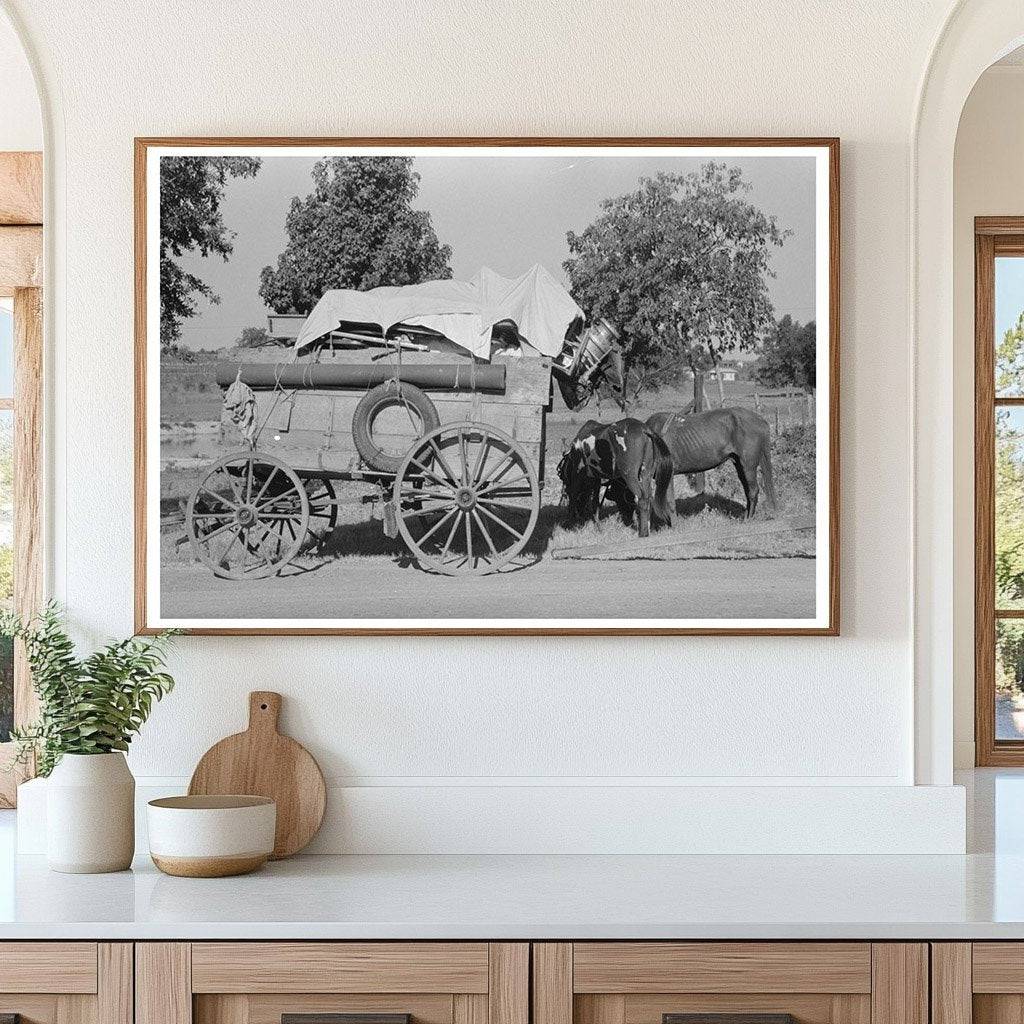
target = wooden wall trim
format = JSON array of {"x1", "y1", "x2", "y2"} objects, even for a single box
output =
[
  {"x1": 870, "y1": 944, "x2": 928, "y2": 1024},
  {"x1": 976, "y1": 230, "x2": 997, "y2": 765},
  {"x1": 931, "y1": 944, "x2": 971, "y2": 1024},
  {"x1": 533, "y1": 943, "x2": 572, "y2": 1024},
  {"x1": 488, "y1": 943, "x2": 529, "y2": 1024},
  {"x1": 136, "y1": 942, "x2": 192, "y2": 1024}
]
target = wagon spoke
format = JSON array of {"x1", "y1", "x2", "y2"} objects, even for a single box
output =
[
  {"x1": 190, "y1": 512, "x2": 237, "y2": 521},
  {"x1": 477, "y1": 474, "x2": 530, "y2": 497},
  {"x1": 199, "y1": 485, "x2": 238, "y2": 511},
  {"x1": 408, "y1": 456, "x2": 453, "y2": 490},
  {"x1": 463, "y1": 510, "x2": 473, "y2": 566},
  {"x1": 439, "y1": 510, "x2": 463, "y2": 561},
  {"x1": 428, "y1": 439, "x2": 459, "y2": 487},
  {"x1": 476, "y1": 502, "x2": 524, "y2": 541},
  {"x1": 398, "y1": 486, "x2": 454, "y2": 501},
  {"x1": 252, "y1": 466, "x2": 281, "y2": 505},
  {"x1": 219, "y1": 526, "x2": 243, "y2": 566},
  {"x1": 477, "y1": 497, "x2": 533, "y2": 515},
  {"x1": 470, "y1": 435, "x2": 490, "y2": 486},
  {"x1": 244, "y1": 456, "x2": 255, "y2": 504},
  {"x1": 481, "y1": 449, "x2": 515, "y2": 487},
  {"x1": 458, "y1": 429, "x2": 469, "y2": 486},
  {"x1": 256, "y1": 482, "x2": 300, "y2": 510},
  {"x1": 194, "y1": 519, "x2": 240, "y2": 546},
  {"x1": 408, "y1": 507, "x2": 458, "y2": 546},
  {"x1": 223, "y1": 467, "x2": 245, "y2": 505},
  {"x1": 471, "y1": 509, "x2": 498, "y2": 560}
]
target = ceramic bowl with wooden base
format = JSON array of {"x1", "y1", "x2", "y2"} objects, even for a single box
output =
[{"x1": 147, "y1": 795, "x2": 276, "y2": 877}]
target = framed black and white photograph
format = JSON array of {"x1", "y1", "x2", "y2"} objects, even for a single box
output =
[{"x1": 135, "y1": 137, "x2": 838, "y2": 635}]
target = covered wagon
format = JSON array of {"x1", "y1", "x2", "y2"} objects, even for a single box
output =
[{"x1": 185, "y1": 264, "x2": 622, "y2": 579}]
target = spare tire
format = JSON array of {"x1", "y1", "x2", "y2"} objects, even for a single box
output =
[{"x1": 352, "y1": 381, "x2": 441, "y2": 474}]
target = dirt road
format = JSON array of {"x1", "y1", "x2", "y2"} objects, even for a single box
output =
[{"x1": 160, "y1": 555, "x2": 815, "y2": 622}]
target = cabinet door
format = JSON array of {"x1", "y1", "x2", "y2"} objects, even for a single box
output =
[
  {"x1": 0, "y1": 942, "x2": 132, "y2": 1024},
  {"x1": 534, "y1": 944, "x2": 927, "y2": 1024},
  {"x1": 935, "y1": 943, "x2": 1024, "y2": 1024},
  {"x1": 137, "y1": 943, "x2": 528, "y2": 1024}
]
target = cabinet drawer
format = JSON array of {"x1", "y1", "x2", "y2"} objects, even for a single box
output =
[
  {"x1": 191, "y1": 943, "x2": 490, "y2": 993},
  {"x1": 0, "y1": 943, "x2": 130, "y2": 1024},
  {"x1": 0, "y1": 942, "x2": 98, "y2": 993},
  {"x1": 572, "y1": 944, "x2": 872, "y2": 994},
  {"x1": 139, "y1": 942, "x2": 528, "y2": 1024},
  {"x1": 535, "y1": 944, "x2": 925, "y2": 1024}
]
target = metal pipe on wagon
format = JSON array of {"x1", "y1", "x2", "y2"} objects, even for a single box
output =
[{"x1": 215, "y1": 360, "x2": 507, "y2": 393}]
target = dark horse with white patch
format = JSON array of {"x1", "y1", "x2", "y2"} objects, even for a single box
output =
[
  {"x1": 645, "y1": 407, "x2": 776, "y2": 519},
  {"x1": 557, "y1": 418, "x2": 675, "y2": 537}
]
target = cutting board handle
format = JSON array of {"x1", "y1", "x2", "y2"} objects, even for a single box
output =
[{"x1": 248, "y1": 691, "x2": 282, "y2": 734}]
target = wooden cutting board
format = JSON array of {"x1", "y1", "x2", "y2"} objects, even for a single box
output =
[{"x1": 188, "y1": 691, "x2": 326, "y2": 859}]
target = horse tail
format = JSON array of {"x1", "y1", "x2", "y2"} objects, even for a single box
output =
[
  {"x1": 758, "y1": 440, "x2": 778, "y2": 511},
  {"x1": 647, "y1": 430, "x2": 675, "y2": 528}
]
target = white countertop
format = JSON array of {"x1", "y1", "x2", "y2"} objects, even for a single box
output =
[
  {"x1": 1, "y1": 849, "x2": 1024, "y2": 940},
  {"x1": 1, "y1": 769, "x2": 1022, "y2": 941}
]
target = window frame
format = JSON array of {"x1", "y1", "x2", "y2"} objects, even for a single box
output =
[
  {"x1": 0, "y1": 151, "x2": 43, "y2": 806},
  {"x1": 975, "y1": 217, "x2": 1024, "y2": 765}
]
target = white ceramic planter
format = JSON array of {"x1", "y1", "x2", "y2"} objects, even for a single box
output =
[{"x1": 46, "y1": 752, "x2": 135, "y2": 873}]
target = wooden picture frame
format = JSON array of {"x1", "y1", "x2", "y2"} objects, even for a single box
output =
[{"x1": 135, "y1": 137, "x2": 839, "y2": 636}]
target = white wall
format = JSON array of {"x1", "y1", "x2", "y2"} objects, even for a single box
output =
[
  {"x1": 0, "y1": 8, "x2": 39, "y2": 151},
  {"x1": 952, "y1": 65, "x2": 1024, "y2": 768},
  {"x1": 0, "y1": 0, "x2": 973, "y2": 851}
]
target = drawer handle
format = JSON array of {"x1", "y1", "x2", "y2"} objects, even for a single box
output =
[
  {"x1": 664, "y1": 1016, "x2": 796, "y2": 1024},
  {"x1": 283, "y1": 1016, "x2": 411, "y2": 1024}
]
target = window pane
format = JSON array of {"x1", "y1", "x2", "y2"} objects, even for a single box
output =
[
  {"x1": 996, "y1": 257, "x2": 1024, "y2": 396},
  {"x1": 997, "y1": 407, "x2": 1024, "y2": 609},
  {"x1": 0, "y1": 409, "x2": 11, "y2": 742},
  {"x1": 998, "y1": 620, "x2": 1024, "y2": 740}
]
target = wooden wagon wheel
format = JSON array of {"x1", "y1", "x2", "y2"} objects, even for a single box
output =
[
  {"x1": 302, "y1": 475, "x2": 339, "y2": 545},
  {"x1": 186, "y1": 451, "x2": 310, "y2": 580},
  {"x1": 393, "y1": 422, "x2": 540, "y2": 576}
]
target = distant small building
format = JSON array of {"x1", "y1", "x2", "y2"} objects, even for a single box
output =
[{"x1": 709, "y1": 362, "x2": 739, "y2": 383}]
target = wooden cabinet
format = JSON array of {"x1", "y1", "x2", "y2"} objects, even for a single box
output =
[
  {"x1": 0, "y1": 943, "x2": 132, "y2": 1024},
  {"x1": 136, "y1": 943, "x2": 528, "y2": 1024},
  {"x1": 533, "y1": 944, "x2": 928, "y2": 1024},
  {"x1": 930, "y1": 943, "x2": 1024, "y2": 1024}
]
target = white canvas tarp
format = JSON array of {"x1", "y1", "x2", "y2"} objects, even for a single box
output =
[{"x1": 294, "y1": 264, "x2": 583, "y2": 360}]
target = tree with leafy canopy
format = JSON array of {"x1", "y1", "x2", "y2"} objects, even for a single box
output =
[
  {"x1": 996, "y1": 313, "x2": 1024, "y2": 610},
  {"x1": 160, "y1": 156, "x2": 261, "y2": 350},
  {"x1": 993, "y1": 313, "x2": 1024, "y2": 693},
  {"x1": 564, "y1": 163, "x2": 787, "y2": 407},
  {"x1": 754, "y1": 315, "x2": 816, "y2": 391},
  {"x1": 259, "y1": 157, "x2": 453, "y2": 315}
]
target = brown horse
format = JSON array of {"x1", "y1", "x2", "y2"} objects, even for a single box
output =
[
  {"x1": 646, "y1": 407, "x2": 776, "y2": 519},
  {"x1": 557, "y1": 418, "x2": 675, "y2": 537}
]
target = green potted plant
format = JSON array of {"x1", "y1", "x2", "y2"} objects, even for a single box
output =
[{"x1": 2, "y1": 603, "x2": 177, "y2": 873}]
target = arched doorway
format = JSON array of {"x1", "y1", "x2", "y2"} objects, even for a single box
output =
[{"x1": 914, "y1": 0, "x2": 1024, "y2": 785}]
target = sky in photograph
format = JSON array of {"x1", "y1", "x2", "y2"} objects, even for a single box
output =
[{"x1": 172, "y1": 152, "x2": 819, "y2": 351}]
